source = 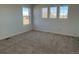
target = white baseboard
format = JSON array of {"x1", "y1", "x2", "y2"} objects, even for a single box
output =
[
  {"x1": 33, "y1": 29, "x2": 79, "y2": 38},
  {"x1": 0, "y1": 29, "x2": 32, "y2": 40}
]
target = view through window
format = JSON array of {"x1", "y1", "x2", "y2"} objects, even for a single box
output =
[
  {"x1": 42, "y1": 8, "x2": 48, "y2": 18},
  {"x1": 59, "y1": 5, "x2": 68, "y2": 18},
  {"x1": 50, "y1": 6, "x2": 57, "y2": 18},
  {"x1": 23, "y1": 7, "x2": 30, "y2": 25}
]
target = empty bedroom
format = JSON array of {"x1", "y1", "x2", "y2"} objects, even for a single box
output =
[{"x1": 0, "y1": 4, "x2": 79, "y2": 54}]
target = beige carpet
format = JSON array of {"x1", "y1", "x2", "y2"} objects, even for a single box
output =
[{"x1": 0, "y1": 30, "x2": 79, "y2": 54}]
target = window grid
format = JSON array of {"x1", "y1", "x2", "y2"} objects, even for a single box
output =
[{"x1": 41, "y1": 5, "x2": 69, "y2": 19}]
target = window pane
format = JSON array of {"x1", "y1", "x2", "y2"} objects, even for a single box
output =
[
  {"x1": 42, "y1": 8, "x2": 48, "y2": 18},
  {"x1": 50, "y1": 6, "x2": 57, "y2": 18},
  {"x1": 22, "y1": 7, "x2": 30, "y2": 25},
  {"x1": 59, "y1": 6, "x2": 68, "y2": 18}
]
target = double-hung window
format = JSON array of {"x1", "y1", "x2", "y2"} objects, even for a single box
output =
[{"x1": 22, "y1": 7, "x2": 30, "y2": 25}]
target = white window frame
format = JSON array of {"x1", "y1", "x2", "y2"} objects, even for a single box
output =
[
  {"x1": 42, "y1": 7, "x2": 48, "y2": 18},
  {"x1": 22, "y1": 7, "x2": 30, "y2": 25},
  {"x1": 49, "y1": 6, "x2": 57, "y2": 18},
  {"x1": 59, "y1": 5, "x2": 69, "y2": 19}
]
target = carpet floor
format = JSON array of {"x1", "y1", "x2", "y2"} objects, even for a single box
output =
[{"x1": 0, "y1": 30, "x2": 79, "y2": 54}]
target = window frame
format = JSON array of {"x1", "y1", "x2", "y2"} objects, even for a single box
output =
[
  {"x1": 22, "y1": 7, "x2": 31, "y2": 25},
  {"x1": 59, "y1": 5, "x2": 69, "y2": 19},
  {"x1": 49, "y1": 6, "x2": 57, "y2": 19},
  {"x1": 42, "y1": 7, "x2": 48, "y2": 19}
]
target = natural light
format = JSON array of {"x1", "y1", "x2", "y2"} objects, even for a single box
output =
[
  {"x1": 50, "y1": 6, "x2": 57, "y2": 18},
  {"x1": 59, "y1": 5, "x2": 68, "y2": 18},
  {"x1": 23, "y1": 7, "x2": 30, "y2": 25},
  {"x1": 42, "y1": 8, "x2": 48, "y2": 18}
]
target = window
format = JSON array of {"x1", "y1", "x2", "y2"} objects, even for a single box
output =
[
  {"x1": 50, "y1": 6, "x2": 57, "y2": 18},
  {"x1": 22, "y1": 7, "x2": 30, "y2": 25},
  {"x1": 59, "y1": 5, "x2": 69, "y2": 18},
  {"x1": 42, "y1": 8, "x2": 48, "y2": 18}
]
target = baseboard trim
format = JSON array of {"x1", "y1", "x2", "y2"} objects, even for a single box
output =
[
  {"x1": 0, "y1": 29, "x2": 78, "y2": 40},
  {"x1": 0, "y1": 29, "x2": 32, "y2": 40},
  {"x1": 32, "y1": 29, "x2": 79, "y2": 38}
]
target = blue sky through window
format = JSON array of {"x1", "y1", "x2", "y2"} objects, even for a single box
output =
[
  {"x1": 60, "y1": 6, "x2": 68, "y2": 15},
  {"x1": 23, "y1": 7, "x2": 29, "y2": 16},
  {"x1": 50, "y1": 6, "x2": 57, "y2": 18},
  {"x1": 50, "y1": 7, "x2": 57, "y2": 13}
]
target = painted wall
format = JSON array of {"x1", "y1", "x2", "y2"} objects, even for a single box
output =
[
  {"x1": 0, "y1": 5, "x2": 32, "y2": 40},
  {"x1": 33, "y1": 5, "x2": 79, "y2": 37}
]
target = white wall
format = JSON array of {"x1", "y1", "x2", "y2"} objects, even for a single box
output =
[
  {"x1": 0, "y1": 5, "x2": 32, "y2": 40},
  {"x1": 33, "y1": 5, "x2": 79, "y2": 37}
]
